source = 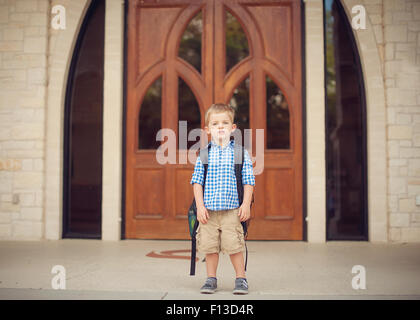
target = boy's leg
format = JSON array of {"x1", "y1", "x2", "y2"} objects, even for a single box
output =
[
  {"x1": 197, "y1": 210, "x2": 221, "y2": 294},
  {"x1": 196, "y1": 209, "x2": 221, "y2": 278},
  {"x1": 229, "y1": 251, "x2": 246, "y2": 278},
  {"x1": 231, "y1": 251, "x2": 249, "y2": 295},
  {"x1": 220, "y1": 208, "x2": 246, "y2": 278},
  {"x1": 206, "y1": 253, "x2": 219, "y2": 278}
]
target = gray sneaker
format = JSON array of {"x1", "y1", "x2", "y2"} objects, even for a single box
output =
[
  {"x1": 200, "y1": 277, "x2": 217, "y2": 294},
  {"x1": 233, "y1": 278, "x2": 249, "y2": 295}
]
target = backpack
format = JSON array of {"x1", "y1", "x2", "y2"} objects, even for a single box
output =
[{"x1": 188, "y1": 142, "x2": 253, "y2": 276}]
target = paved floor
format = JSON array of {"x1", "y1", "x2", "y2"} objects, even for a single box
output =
[{"x1": 0, "y1": 239, "x2": 419, "y2": 300}]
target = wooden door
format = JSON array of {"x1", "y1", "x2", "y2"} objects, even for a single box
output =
[{"x1": 125, "y1": 0, "x2": 303, "y2": 240}]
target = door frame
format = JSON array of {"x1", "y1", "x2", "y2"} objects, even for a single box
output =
[{"x1": 120, "y1": 0, "x2": 308, "y2": 241}]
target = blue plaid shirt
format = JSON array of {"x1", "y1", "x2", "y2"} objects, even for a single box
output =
[{"x1": 190, "y1": 140, "x2": 255, "y2": 211}]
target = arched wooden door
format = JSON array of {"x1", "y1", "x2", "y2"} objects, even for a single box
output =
[{"x1": 125, "y1": 0, "x2": 303, "y2": 240}]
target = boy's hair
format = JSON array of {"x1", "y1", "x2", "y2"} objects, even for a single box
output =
[{"x1": 205, "y1": 103, "x2": 235, "y2": 126}]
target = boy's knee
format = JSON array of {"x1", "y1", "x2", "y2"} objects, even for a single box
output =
[
  {"x1": 229, "y1": 251, "x2": 244, "y2": 258},
  {"x1": 206, "y1": 252, "x2": 219, "y2": 258}
]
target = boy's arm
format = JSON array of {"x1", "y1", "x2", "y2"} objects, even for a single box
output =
[
  {"x1": 238, "y1": 185, "x2": 253, "y2": 222},
  {"x1": 242, "y1": 149, "x2": 255, "y2": 205},
  {"x1": 193, "y1": 183, "x2": 209, "y2": 223},
  {"x1": 242, "y1": 185, "x2": 254, "y2": 207},
  {"x1": 193, "y1": 183, "x2": 205, "y2": 208},
  {"x1": 238, "y1": 149, "x2": 255, "y2": 221},
  {"x1": 190, "y1": 155, "x2": 209, "y2": 223}
]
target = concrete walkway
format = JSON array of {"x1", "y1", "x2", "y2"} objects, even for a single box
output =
[{"x1": 0, "y1": 239, "x2": 419, "y2": 300}]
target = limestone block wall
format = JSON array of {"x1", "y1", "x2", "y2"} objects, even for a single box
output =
[
  {"x1": 0, "y1": 0, "x2": 419, "y2": 242},
  {"x1": 382, "y1": 0, "x2": 420, "y2": 242},
  {"x1": 0, "y1": 0, "x2": 49, "y2": 240}
]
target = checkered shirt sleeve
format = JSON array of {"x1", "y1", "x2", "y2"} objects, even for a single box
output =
[
  {"x1": 190, "y1": 155, "x2": 204, "y2": 186},
  {"x1": 242, "y1": 149, "x2": 255, "y2": 186}
]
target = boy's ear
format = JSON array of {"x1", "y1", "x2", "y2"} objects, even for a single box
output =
[
  {"x1": 231, "y1": 123, "x2": 237, "y2": 132},
  {"x1": 204, "y1": 126, "x2": 210, "y2": 134}
]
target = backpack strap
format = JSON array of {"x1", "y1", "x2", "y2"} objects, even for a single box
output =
[
  {"x1": 189, "y1": 200, "x2": 198, "y2": 276},
  {"x1": 199, "y1": 143, "x2": 210, "y2": 166},
  {"x1": 190, "y1": 143, "x2": 211, "y2": 276},
  {"x1": 233, "y1": 144, "x2": 249, "y2": 272},
  {"x1": 234, "y1": 143, "x2": 244, "y2": 208}
]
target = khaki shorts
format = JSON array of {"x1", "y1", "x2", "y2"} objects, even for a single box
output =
[{"x1": 196, "y1": 208, "x2": 245, "y2": 255}]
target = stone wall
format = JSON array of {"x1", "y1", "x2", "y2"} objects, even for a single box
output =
[
  {"x1": 0, "y1": 0, "x2": 49, "y2": 239},
  {"x1": 383, "y1": 0, "x2": 420, "y2": 242}
]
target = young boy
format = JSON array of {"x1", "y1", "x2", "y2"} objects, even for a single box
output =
[{"x1": 190, "y1": 103, "x2": 255, "y2": 295}]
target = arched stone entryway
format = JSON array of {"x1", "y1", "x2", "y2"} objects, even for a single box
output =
[{"x1": 45, "y1": 0, "x2": 387, "y2": 242}]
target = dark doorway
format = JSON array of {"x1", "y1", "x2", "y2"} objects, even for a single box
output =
[
  {"x1": 324, "y1": 0, "x2": 368, "y2": 240},
  {"x1": 63, "y1": 0, "x2": 105, "y2": 238}
]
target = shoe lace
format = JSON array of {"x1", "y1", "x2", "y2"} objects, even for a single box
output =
[
  {"x1": 236, "y1": 278, "x2": 248, "y2": 289},
  {"x1": 205, "y1": 278, "x2": 216, "y2": 287}
]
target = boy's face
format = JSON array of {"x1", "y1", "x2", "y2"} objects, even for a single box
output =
[{"x1": 205, "y1": 112, "x2": 237, "y2": 145}]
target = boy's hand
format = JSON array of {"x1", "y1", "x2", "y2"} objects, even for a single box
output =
[
  {"x1": 238, "y1": 203, "x2": 251, "y2": 222},
  {"x1": 197, "y1": 205, "x2": 209, "y2": 224}
]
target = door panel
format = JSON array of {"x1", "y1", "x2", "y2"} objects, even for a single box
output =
[
  {"x1": 134, "y1": 169, "x2": 164, "y2": 217},
  {"x1": 126, "y1": 0, "x2": 303, "y2": 240}
]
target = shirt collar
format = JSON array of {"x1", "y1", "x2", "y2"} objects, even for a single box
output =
[{"x1": 210, "y1": 139, "x2": 235, "y2": 149}]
